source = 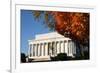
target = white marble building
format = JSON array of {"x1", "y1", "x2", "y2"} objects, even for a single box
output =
[{"x1": 28, "y1": 32, "x2": 77, "y2": 61}]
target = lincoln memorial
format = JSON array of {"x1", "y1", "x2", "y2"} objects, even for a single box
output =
[{"x1": 28, "y1": 32, "x2": 77, "y2": 61}]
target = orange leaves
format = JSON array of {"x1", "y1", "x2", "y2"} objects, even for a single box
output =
[{"x1": 51, "y1": 12, "x2": 89, "y2": 45}]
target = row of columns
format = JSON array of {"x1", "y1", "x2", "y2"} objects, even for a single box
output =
[{"x1": 29, "y1": 40, "x2": 76, "y2": 57}]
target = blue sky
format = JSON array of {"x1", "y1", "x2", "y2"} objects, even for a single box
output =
[{"x1": 21, "y1": 10, "x2": 53, "y2": 55}]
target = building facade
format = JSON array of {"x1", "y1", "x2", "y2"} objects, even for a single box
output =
[{"x1": 28, "y1": 32, "x2": 77, "y2": 61}]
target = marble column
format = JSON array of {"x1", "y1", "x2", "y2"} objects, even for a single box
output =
[
  {"x1": 30, "y1": 44, "x2": 32, "y2": 57},
  {"x1": 33, "y1": 44, "x2": 35, "y2": 56},
  {"x1": 61, "y1": 41, "x2": 63, "y2": 53},
  {"x1": 35, "y1": 44, "x2": 37, "y2": 56},
  {"x1": 52, "y1": 42, "x2": 56, "y2": 56},
  {"x1": 40, "y1": 44, "x2": 42, "y2": 56},
  {"x1": 31, "y1": 44, "x2": 33, "y2": 57},
  {"x1": 71, "y1": 41, "x2": 73, "y2": 55},
  {"x1": 41, "y1": 43, "x2": 44, "y2": 56},
  {"x1": 57, "y1": 42, "x2": 60, "y2": 54},
  {"x1": 44, "y1": 43, "x2": 46, "y2": 56},
  {"x1": 45, "y1": 43, "x2": 48, "y2": 56},
  {"x1": 51, "y1": 42, "x2": 54, "y2": 55},
  {"x1": 55, "y1": 42, "x2": 57, "y2": 56},
  {"x1": 72, "y1": 42, "x2": 74, "y2": 54},
  {"x1": 48, "y1": 43, "x2": 50, "y2": 55},
  {"x1": 38, "y1": 44, "x2": 40, "y2": 56},
  {"x1": 36, "y1": 44, "x2": 38, "y2": 56},
  {"x1": 63, "y1": 41, "x2": 65, "y2": 53},
  {"x1": 28, "y1": 44, "x2": 30, "y2": 57},
  {"x1": 43, "y1": 43, "x2": 45, "y2": 56},
  {"x1": 55, "y1": 42, "x2": 57, "y2": 55},
  {"x1": 65, "y1": 41, "x2": 68, "y2": 54},
  {"x1": 70, "y1": 41, "x2": 72, "y2": 55},
  {"x1": 68, "y1": 40, "x2": 72, "y2": 56},
  {"x1": 59, "y1": 41, "x2": 61, "y2": 53},
  {"x1": 68, "y1": 40, "x2": 70, "y2": 56},
  {"x1": 49, "y1": 42, "x2": 52, "y2": 56}
]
